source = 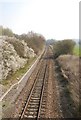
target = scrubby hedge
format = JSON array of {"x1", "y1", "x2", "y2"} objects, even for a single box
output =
[{"x1": 53, "y1": 39, "x2": 76, "y2": 58}]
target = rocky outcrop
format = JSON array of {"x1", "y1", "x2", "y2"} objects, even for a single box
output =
[{"x1": 0, "y1": 36, "x2": 36, "y2": 80}]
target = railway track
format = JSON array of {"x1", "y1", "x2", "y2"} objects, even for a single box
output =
[
  {"x1": 11, "y1": 46, "x2": 63, "y2": 119},
  {"x1": 18, "y1": 46, "x2": 62, "y2": 119},
  {"x1": 19, "y1": 48, "x2": 49, "y2": 119},
  {"x1": 2, "y1": 46, "x2": 77, "y2": 118},
  {"x1": 8, "y1": 45, "x2": 64, "y2": 119}
]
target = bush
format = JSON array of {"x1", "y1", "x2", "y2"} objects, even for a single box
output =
[{"x1": 53, "y1": 39, "x2": 76, "y2": 58}]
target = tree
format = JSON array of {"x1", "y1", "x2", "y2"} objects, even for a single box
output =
[{"x1": 53, "y1": 39, "x2": 76, "y2": 58}]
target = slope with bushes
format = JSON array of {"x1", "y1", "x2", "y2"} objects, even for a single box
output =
[
  {"x1": 57, "y1": 55, "x2": 79, "y2": 115},
  {"x1": 53, "y1": 39, "x2": 79, "y2": 116}
]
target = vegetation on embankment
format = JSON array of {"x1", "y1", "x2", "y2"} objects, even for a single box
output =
[
  {"x1": 53, "y1": 40, "x2": 81, "y2": 117},
  {"x1": 57, "y1": 55, "x2": 79, "y2": 117},
  {"x1": 52, "y1": 39, "x2": 80, "y2": 117},
  {"x1": 55, "y1": 59, "x2": 78, "y2": 117},
  {"x1": 53, "y1": 39, "x2": 76, "y2": 58},
  {"x1": 0, "y1": 26, "x2": 45, "y2": 87},
  {"x1": 73, "y1": 44, "x2": 81, "y2": 57}
]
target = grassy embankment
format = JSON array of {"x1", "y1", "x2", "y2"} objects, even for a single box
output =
[
  {"x1": 1, "y1": 57, "x2": 36, "y2": 86},
  {"x1": 73, "y1": 44, "x2": 81, "y2": 57}
]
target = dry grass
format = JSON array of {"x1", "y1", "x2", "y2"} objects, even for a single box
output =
[{"x1": 57, "y1": 55, "x2": 80, "y2": 116}]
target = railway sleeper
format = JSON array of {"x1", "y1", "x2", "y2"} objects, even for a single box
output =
[
  {"x1": 26, "y1": 108, "x2": 38, "y2": 112},
  {"x1": 26, "y1": 112, "x2": 37, "y2": 115},
  {"x1": 31, "y1": 97, "x2": 40, "y2": 100},
  {"x1": 33, "y1": 89, "x2": 42, "y2": 92},
  {"x1": 27, "y1": 105, "x2": 39, "y2": 108},
  {"x1": 31, "y1": 95, "x2": 40, "y2": 98},
  {"x1": 25, "y1": 115, "x2": 37, "y2": 118}
]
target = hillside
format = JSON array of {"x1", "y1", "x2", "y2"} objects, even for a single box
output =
[{"x1": 57, "y1": 55, "x2": 80, "y2": 115}]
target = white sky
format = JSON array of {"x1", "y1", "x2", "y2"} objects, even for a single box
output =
[{"x1": 0, "y1": 0, "x2": 80, "y2": 40}]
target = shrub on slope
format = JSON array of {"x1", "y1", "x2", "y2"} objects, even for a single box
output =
[{"x1": 53, "y1": 39, "x2": 76, "y2": 58}]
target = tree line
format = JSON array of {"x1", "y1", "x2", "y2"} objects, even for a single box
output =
[{"x1": 0, "y1": 26, "x2": 45, "y2": 55}]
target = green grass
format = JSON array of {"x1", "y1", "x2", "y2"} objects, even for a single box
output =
[
  {"x1": 73, "y1": 45, "x2": 81, "y2": 57},
  {"x1": 1, "y1": 57, "x2": 36, "y2": 86}
]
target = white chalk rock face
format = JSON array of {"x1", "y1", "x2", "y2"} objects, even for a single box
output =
[{"x1": 0, "y1": 36, "x2": 35, "y2": 80}]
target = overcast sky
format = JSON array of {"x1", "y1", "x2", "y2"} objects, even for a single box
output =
[{"x1": 0, "y1": 0, "x2": 80, "y2": 40}]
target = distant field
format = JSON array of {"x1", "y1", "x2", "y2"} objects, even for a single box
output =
[{"x1": 73, "y1": 44, "x2": 81, "y2": 57}]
